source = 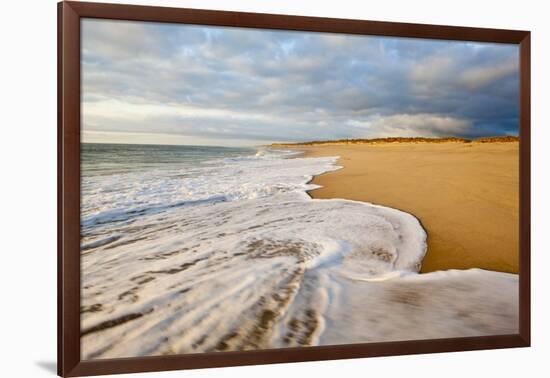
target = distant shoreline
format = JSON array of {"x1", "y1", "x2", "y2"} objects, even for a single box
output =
[{"x1": 271, "y1": 135, "x2": 519, "y2": 147}]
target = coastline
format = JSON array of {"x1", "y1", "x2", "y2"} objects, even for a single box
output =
[
  {"x1": 81, "y1": 144, "x2": 519, "y2": 358},
  {"x1": 295, "y1": 141, "x2": 519, "y2": 274},
  {"x1": 81, "y1": 148, "x2": 435, "y2": 357}
]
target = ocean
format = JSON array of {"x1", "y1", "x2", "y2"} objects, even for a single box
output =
[{"x1": 80, "y1": 143, "x2": 516, "y2": 360}]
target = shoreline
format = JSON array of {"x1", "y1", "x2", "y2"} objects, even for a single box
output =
[
  {"x1": 295, "y1": 142, "x2": 519, "y2": 274},
  {"x1": 81, "y1": 144, "x2": 519, "y2": 358}
]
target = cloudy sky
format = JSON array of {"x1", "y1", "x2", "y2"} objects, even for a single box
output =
[{"x1": 82, "y1": 19, "x2": 519, "y2": 146}]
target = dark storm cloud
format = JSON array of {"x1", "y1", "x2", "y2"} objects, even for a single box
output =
[{"x1": 81, "y1": 19, "x2": 519, "y2": 145}]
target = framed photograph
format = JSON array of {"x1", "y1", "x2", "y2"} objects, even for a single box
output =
[{"x1": 58, "y1": 1, "x2": 530, "y2": 376}]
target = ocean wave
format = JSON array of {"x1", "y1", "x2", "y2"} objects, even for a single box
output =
[
  {"x1": 80, "y1": 148, "x2": 518, "y2": 359},
  {"x1": 81, "y1": 150, "x2": 338, "y2": 232}
]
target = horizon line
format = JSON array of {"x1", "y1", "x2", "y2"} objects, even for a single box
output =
[{"x1": 83, "y1": 134, "x2": 520, "y2": 148}]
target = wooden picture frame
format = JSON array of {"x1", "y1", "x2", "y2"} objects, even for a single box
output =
[{"x1": 58, "y1": 1, "x2": 531, "y2": 376}]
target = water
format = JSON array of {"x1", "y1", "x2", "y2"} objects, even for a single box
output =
[
  {"x1": 82, "y1": 143, "x2": 255, "y2": 177},
  {"x1": 80, "y1": 143, "x2": 518, "y2": 360},
  {"x1": 81, "y1": 143, "x2": 257, "y2": 233}
]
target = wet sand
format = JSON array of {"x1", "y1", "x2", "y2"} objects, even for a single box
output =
[{"x1": 300, "y1": 142, "x2": 519, "y2": 273}]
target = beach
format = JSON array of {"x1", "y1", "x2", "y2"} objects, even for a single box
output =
[
  {"x1": 300, "y1": 141, "x2": 519, "y2": 273},
  {"x1": 80, "y1": 143, "x2": 519, "y2": 359},
  {"x1": 77, "y1": 20, "x2": 523, "y2": 362}
]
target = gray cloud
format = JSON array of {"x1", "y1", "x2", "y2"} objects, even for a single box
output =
[{"x1": 81, "y1": 19, "x2": 519, "y2": 145}]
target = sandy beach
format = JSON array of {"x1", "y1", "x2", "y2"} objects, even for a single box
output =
[
  {"x1": 80, "y1": 142, "x2": 520, "y2": 358},
  {"x1": 299, "y1": 142, "x2": 519, "y2": 273},
  {"x1": 76, "y1": 21, "x2": 523, "y2": 360}
]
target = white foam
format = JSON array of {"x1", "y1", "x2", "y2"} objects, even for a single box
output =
[
  {"x1": 81, "y1": 151, "x2": 339, "y2": 231},
  {"x1": 80, "y1": 148, "x2": 518, "y2": 360}
]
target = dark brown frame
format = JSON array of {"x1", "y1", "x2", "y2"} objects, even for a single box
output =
[{"x1": 58, "y1": 1, "x2": 531, "y2": 376}]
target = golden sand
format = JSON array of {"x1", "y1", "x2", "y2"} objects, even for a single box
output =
[{"x1": 300, "y1": 142, "x2": 519, "y2": 273}]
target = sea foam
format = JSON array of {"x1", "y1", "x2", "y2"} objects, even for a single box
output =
[{"x1": 80, "y1": 148, "x2": 518, "y2": 359}]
